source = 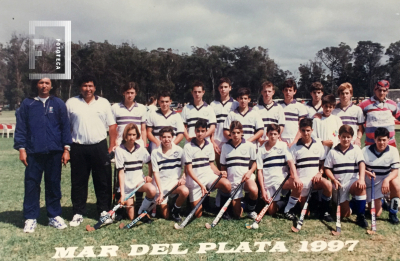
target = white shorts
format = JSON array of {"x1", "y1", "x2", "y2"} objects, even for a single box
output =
[
  {"x1": 124, "y1": 175, "x2": 145, "y2": 196},
  {"x1": 188, "y1": 172, "x2": 219, "y2": 202},
  {"x1": 332, "y1": 177, "x2": 358, "y2": 204},
  {"x1": 152, "y1": 179, "x2": 180, "y2": 205},
  {"x1": 366, "y1": 178, "x2": 385, "y2": 203},
  {"x1": 299, "y1": 174, "x2": 315, "y2": 197}
]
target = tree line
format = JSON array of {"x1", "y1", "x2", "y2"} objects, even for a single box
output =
[{"x1": 0, "y1": 33, "x2": 399, "y2": 109}]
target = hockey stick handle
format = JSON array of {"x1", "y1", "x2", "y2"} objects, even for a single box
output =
[
  {"x1": 177, "y1": 174, "x2": 223, "y2": 229},
  {"x1": 335, "y1": 188, "x2": 341, "y2": 231},
  {"x1": 211, "y1": 181, "x2": 245, "y2": 227},
  {"x1": 371, "y1": 174, "x2": 376, "y2": 231},
  {"x1": 255, "y1": 172, "x2": 291, "y2": 223},
  {"x1": 295, "y1": 183, "x2": 314, "y2": 230}
]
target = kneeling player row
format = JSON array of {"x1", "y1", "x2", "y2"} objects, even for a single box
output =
[{"x1": 114, "y1": 119, "x2": 400, "y2": 229}]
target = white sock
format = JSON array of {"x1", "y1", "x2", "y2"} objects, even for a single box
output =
[
  {"x1": 139, "y1": 197, "x2": 154, "y2": 213},
  {"x1": 284, "y1": 197, "x2": 298, "y2": 213}
]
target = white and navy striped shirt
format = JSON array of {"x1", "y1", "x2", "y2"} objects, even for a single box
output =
[
  {"x1": 146, "y1": 109, "x2": 185, "y2": 150},
  {"x1": 253, "y1": 101, "x2": 285, "y2": 139},
  {"x1": 151, "y1": 143, "x2": 183, "y2": 185},
  {"x1": 210, "y1": 97, "x2": 239, "y2": 143},
  {"x1": 181, "y1": 102, "x2": 216, "y2": 142},
  {"x1": 325, "y1": 144, "x2": 365, "y2": 187},
  {"x1": 112, "y1": 102, "x2": 147, "y2": 145},
  {"x1": 223, "y1": 108, "x2": 264, "y2": 145},
  {"x1": 290, "y1": 138, "x2": 325, "y2": 179},
  {"x1": 362, "y1": 144, "x2": 400, "y2": 183},
  {"x1": 220, "y1": 139, "x2": 256, "y2": 185},
  {"x1": 257, "y1": 141, "x2": 292, "y2": 187},
  {"x1": 332, "y1": 103, "x2": 364, "y2": 142},
  {"x1": 278, "y1": 100, "x2": 307, "y2": 140},
  {"x1": 305, "y1": 100, "x2": 323, "y2": 118}
]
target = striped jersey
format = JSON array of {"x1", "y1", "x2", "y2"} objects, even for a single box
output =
[
  {"x1": 362, "y1": 144, "x2": 400, "y2": 183},
  {"x1": 223, "y1": 108, "x2": 264, "y2": 144},
  {"x1": 304, "y1": 100, "x2": 323, "y2": 118},
  {"x1": 112, "y1": 102, "x2": 147, "y2": 145},
  {"x1": 278, "y1": 100, "x2": 308, "y2": 140},
  {"x1": 210, "y1": 97, "x2": 239, "y2": 143},
  {"x1": 181, "y1": 102, "x2": 216, "y2": 142},
  {"x1": 311, "y1": 114, "x2": 343, "y2": 155},
  {"x1": 220, "y1": 139, "x2": 257, "y2": 185},
  {"x1": 359, "y1": 96, "x2": 400, "y2": 146},
  {"x1": 183, "y1": 139, "x2": 215, "y2": 186},
  {"x1": 146, "y1": 109, "x2": 185, "y2": 150},
  {"x1": 253, "y1": 101, "x2": 285, "y2": 139},
  {"x1": 115, "y1": 142, "x2": 150, "y2": 189},
  {"x1": 332, "y1": 103, "x2": 364, "y2": 142},
  {"x1": 324, "y1": 144, "x2": 365, "y2": 187},
  {"x1": 257, "y1": 140, "x2": 292, "y2": 187},
  {"x1": 151, "y1": 143, "x2": 183, "y2": 185},
  {"x1": 290, "y1": 138, "x2": 325, "y2": 179}
]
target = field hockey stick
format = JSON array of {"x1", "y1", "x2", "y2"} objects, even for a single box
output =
[
  {"x1": 331, "y1": 188, "x2": 341, "y2": 236},
  {"x1": 119, "y1": 183, "x2": 180, "y2": 229},
  {"x1": 367, "y1": 174, "x2": 376, "y2": 235},
  {"x1": 86, "y1": 180, "x2": 146, "y2": 231},
  {"x1": 291, "y1": 183, "x2": 314, "y2": 233},
  {"x1": 174, "y1": 174, "x2": 223, "y2": 230},
  {"x1": 246, "y1": 172, "x2": 291, "y2": 229},
  {"x1": 205, "y1": 181, "x2": 245, "y2": 229},
  {"x1": 112, "y1": 170, "x2": 119, "y2": 206}
]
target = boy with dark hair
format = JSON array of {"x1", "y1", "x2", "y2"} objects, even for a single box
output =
[
  {"x1": 278, "y1": 79, "x2": 308, "y2": 147},
  {"x1": 183, "y1": 119, "x2": 231, "y2": 218},
  {"x1": 325, "y1": 124, "x2": 368, "y2": 228},
  {"x1": 305, "y1": 82, "x2": 324, "y2": 118},
  {"x1": 288, "y1": 118, "x2": 333, "y2": 222},
  {"x1": 223, "y1": 88, "x2": 264, "y2": 146},
  {"x1": 362, "y1": 127, "x2": 400, "y2": 224},
  {"x1": 312, "y1": 94, "x2": 343, "y2": 155}
]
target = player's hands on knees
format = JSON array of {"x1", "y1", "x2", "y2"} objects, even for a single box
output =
[
  {"x1": 261, "y1": 191, "x2": 269, "y2": 203},
  {"x1": 119, "y1": 196, "x2": 126, "y2": 205},
  {"x1": 365, "y1": 170, "x2": 376, "y2": 179},
  {"x1": 200, "y1": 185, "x2": 208, "y2": 197},
  {"x1": 144, "y1": 176, "x2": 152, "y2": 183},
  {"x1": 332, "y1": 179, "x2": 342, "y2": 190},
  {"x1": 212, "y1": 142, "x2": 221, "y2": 155},
  {"x1": 242, "y1": 171, "x2": 252, "y2": 182},
  {"x1": 178, "y1": 178, "x2": 186, "y2": 186},
  {"x1": 382, "y1": 179, "x2": 390, "y2": 194},
  {"x1": 293, "y1": 177, "x2": 303, "y2": 188},
  {"x1": 312, "y1": 172, "x2": 322, "y2": 183},
  {"x1": 156, "y1": 193, "x2": 163, "y2": 205},
  {"x1": 258, "y1": 138, "x2": 267, "y2": 146},
  {"x1": 219, "y1": 171, "x2": 227, "y2": 178},
  {"x1": 19, "y1": 149, "x2": 28, "y2": 166},
  {"x1": 355, "y1": 179, "x2": 366, "y2": 190},
  {"x1": 322, "y1": 140, "x2": 334, "y2": 148}
]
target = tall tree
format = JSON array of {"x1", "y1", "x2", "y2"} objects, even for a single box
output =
[{"x1": 386, "y1": 41, "x2": 400, "y2": 89}]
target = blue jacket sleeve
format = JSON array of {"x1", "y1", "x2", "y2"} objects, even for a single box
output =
[
  {"x1": 58, "y1": 99, "x2": 72, "y2": 147},
  {"x1": 14, "y1": 100, "x2": 28, "y2": 150}
]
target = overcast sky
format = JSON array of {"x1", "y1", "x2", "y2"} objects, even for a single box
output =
[{"x1": 1, "y1": 0, "x2": 400, "y2": 74}]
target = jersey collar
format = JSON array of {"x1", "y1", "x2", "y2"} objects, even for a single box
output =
[
  {"x1": 336, "y1": 102, "x2": 353, "y2": 112},
  {"x1": 234, "y1": 107, "x2": 252, "y2": 117},
  {"x1": 189, "y1": 101, "x2": 208, "y2": 111},
  {"x1": 306, "y1": 100, "x2": 322, "y2": 112},
  {"x1": 156, "y1": 109, "x2": 176, "y2": 119},
  {"x1": 79, "y1": 94, "x2": 99, "y2": 100},
  {"x1": 158, "y1": 143, "x2": 178, "y2": 157},
  {"x1": 218, "y1": 97, "x2": 234, "y2": 106},
  {"x1": 119, "y1": 101, "x2": 138, "y2": 112},
  {"x1": 191, "y1": 138, "x2": 209, "y2": 150},
  {"x1": 123, "y1": 142, "x2": 141, "y2": 154},
  {"x1": 280, "y1": 99, "x2": 297, "y2": 106},
  {"x1": 227, "y1": 138, "x2": 246, "y2": 149},
  {"x1": 296, "y1": 138, "x2": 316, "y2": 149},
  {"x1": 262, "y1": 101, "x2": 277, "y2": 110},
  {"x1": 333, "y1": 143, "x2": 354, "y2": 155},
  {"x1": 368, "y1": 143, "x2": 390, "y2": 158},
  {"x1": 371, "y1": 96, "x2": 387, "y2": 104}
]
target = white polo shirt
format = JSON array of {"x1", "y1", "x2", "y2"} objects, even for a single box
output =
[
  {"x1": 278, "y1": 100, "x2": 308, "y2": 140},
  {"x1": 66, "y1": 95, "x2": 116, "y2": 145},
  {"x1": 220, "y1": 139, "x2": 256, "y2": 185},
  {"x1": 181, "y1": 102, "x2": 217, "y2": 142},
  {"x1": 311, "y1": 114, "x2": 343, "y2": 155},
  {"x1": 183, "y1": 139, "x2": 215, "y2": 187},
  {"x1": 253, "y1": 101, "x2": 285, "y2": 139},
  {"x1": 324, "y1": 144, "x2": 365, "y2": 187},
  {"x1": 146, "y1": 109, "x2": 184, "y2": 150},
  {"x1": 223, "y1": 108, "x2": 264, "y2": 144},
  {"x1": 210, "y1": 97, "x2": 239, "y2": 143},
  {"x1": 332, "y1": 103, "x2": 364, "y2": 142},
  {"x1": 257, "y1": 140, "x2": 292, "y2": 188},
  {"x1": 151, "y1": 143, "x2": 183, "y2": 185},
  {"x1": 304, "y1": 100, "x2": 323, "y2": 118},
  {"x1": 362, "y1": 144, "x2": 400, "y2": 183},
  {"x1": 111, "y1": 102, "x2": 147, "y2": 145}
]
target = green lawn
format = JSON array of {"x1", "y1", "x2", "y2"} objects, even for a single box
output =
[{"x1": 2, "y1": 136, "x2": 400, "y2": 261}]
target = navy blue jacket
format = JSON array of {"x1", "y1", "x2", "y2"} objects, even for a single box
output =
[{"x1": 14, "y1": 96, "x2": 72, "y2": 154}]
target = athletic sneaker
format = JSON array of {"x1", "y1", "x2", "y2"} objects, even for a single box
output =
[
  {"x1": 49, "y1": 216, "x2": 68, "y2": 229},
  {"x1": 24, "y1": 219, "x2": 37, "y2": 233},
  {"x1": 69, "y1": 214, "x2": 83, "y2": 227},
  {"x1": 382, "y1": 198, "x2": 390, "y2": 212},
  {"x1": 356, "y1": 214, "x2": 368, "y2": 228},
  {"x1": 389, "y1": 213, "x2": 399, "y2": 225},
  {"x1": 284, "y1": 210, "x2": 297, "y2": 221},
  {"x1": 100, "y1": 211, "x2": 114, "y2": 225},
  {"x1": 222, "y1": 211, "x2": 232, "y2": 220},
  {"x1": 320, "y1": 212, "x2": 334, "y2": 222},
  {"x1": 247, "y1": 211, "x2": 258, "y2": 220}
]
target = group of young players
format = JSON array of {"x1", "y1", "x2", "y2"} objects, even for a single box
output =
[{"x1": 109, "y1": 77, "x2": 400, "y2": 232}]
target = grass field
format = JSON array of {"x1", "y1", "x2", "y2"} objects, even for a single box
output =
[{"x1": 2, "y1": 131, "x2": 400, "y2": 260}]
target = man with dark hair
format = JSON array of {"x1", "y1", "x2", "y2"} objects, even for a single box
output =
[
  {"x1": 305, "y1": 82, "x2": 324, "y2": 118},
  {"x1": 15, "y1": 77, "x2": 72, "y2": 233},
  {"x1": 66, "y1": 75, "x2": 117, "y2": 227}
]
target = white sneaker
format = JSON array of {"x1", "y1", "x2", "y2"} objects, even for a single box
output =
[
  {"x1": 247, "y1": 211, "x2": 258, "y2": 220},
  {"x1": 24, "y1": 219, "x2": 37, "y2": 233},
  {"x1": 100, "y1": 211, "x2": 114, "y2": 225},
  {"x1": 49, "y1": 216, "x2": 68, "y2": 229},
  {"x1": 69, "y1": 214, "x2": 83, "y2": 227}
]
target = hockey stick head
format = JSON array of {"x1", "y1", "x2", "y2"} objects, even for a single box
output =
[
  {"x1": 367, "y1": 229, "x2": 376, "y2": 235},
  {"x1": 291, "y1": 226, "x2": 300, "y2": 233},
  {"x1": 245, "y1": 222, "x2": 259, "y2": 229},
  {"x1": 331, "y1": 230, "x2": 341, "y2": 236},
  {"x1": 118, "y1": 223, "x2": 125, "y2": 229},
  {"x1": 205, "y1": 223, "x2": 212, "y2": 229},
  {"x1": 86, "y1": 225, "x2": 95, "y2": 232},
  {"x1": 174, "y1": 223, "x2": 183, "y2": 230}
]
